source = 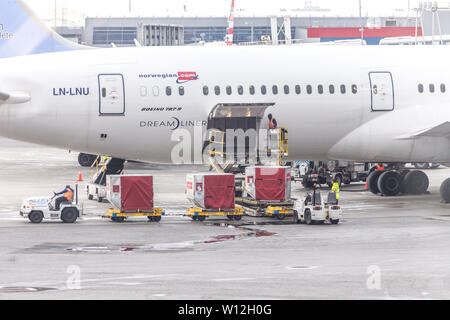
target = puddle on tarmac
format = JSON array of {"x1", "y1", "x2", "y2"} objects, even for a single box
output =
[{"x1": 0, "y1": 286, "x2": 57, "y2": 293}]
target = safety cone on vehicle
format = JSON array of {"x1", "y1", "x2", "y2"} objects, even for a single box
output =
[{"x1": 77, "y1": 171, "x2": 83, "y2": 182}]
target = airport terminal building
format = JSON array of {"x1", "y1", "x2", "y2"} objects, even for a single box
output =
[{"x1": 57, "y1": 15, "x2": 423, "y2": 47}]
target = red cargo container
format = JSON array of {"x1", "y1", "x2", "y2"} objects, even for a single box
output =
[
  {"x1": 245, "y1": 166, "x2": 291, "y2": 201},
  {"x1": 107, "y1": 175, "x2": 154, "y2": 212},
  {"x1": 186, "y1": 173, "x2": 235, "y2": 210}
]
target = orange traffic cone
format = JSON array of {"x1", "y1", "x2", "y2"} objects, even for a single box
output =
[{"x1": 77, "y1": 171, "x2": 83, "y2": 182}]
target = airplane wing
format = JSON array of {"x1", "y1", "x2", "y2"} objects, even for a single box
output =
[
  {"x1": 396, "y1": 122, "x2": 450, "y2": 140},
  {"x1": 0, "y1": 90, "x2": 31, "y2": 104}
]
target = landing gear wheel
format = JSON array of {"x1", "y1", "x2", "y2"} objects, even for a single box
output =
[
  {"x1": 152, "y1": 216, "x2": 161, "y2": 222},
  {"x1": 305, "y1": 209, "x2": 313, "y2": 225},
  {"x1": 88, "y1": 194, "x2": 93, "y2": 201},
  {"x1": 29, "y1": 211, "x2": 44, "y2": 224},
  {"x1": 440, "y1": 178, "x2": 450, "y2": 203},
  {"x1": 403, "y1": 170, "x2": 429, "y2": 195},
  {"x1": 98, "y1": 197, "x2": 103, "y2": 203},
  {"x1": 233, "y1": 215, "x2": 242, "y2": 221},
  {"x1": 377, "y1": 171, "x2": 402, "y2": 196},
  {"x1": 197, "y1": 216, "x2": 206, "y2": 222},
  {"x1": 111, "y1": 217, "x2": 125, "y2": 223},
  {"x1": 367, "y1": 171, "x2": 384, "y2": 194},
  {"x1": 78, "y1": 153, "x2": 95, "y2": 167},
  {"x1": 61, "y1": 208, "x2": 78, "y2": 223},
  {"x1": 330, "y1": 219, "x2": 340, "y2": 225}
]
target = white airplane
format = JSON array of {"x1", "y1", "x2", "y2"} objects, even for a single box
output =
[{"x1": 0, "y1": 0, "x2": 449, "y2": 202}]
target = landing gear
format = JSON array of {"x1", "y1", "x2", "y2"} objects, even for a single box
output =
[
  {"x1": 368, "y1": 168, "x2": 429, "y2": 196},
  {"x1": 440, "y1": 178, "x2": 450, "y2": 203}
]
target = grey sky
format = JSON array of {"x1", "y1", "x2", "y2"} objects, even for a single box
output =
[{"x1": 25, "y1": 0, "x2": 425, "y2": 21}]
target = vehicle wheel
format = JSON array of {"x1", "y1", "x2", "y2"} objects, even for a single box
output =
[
  {"x1": 88, "y1": 194, "x2": 93, "y2": 200},
  {"x1": 78, "y1": 153, "x2": 96, "y2": 167},
  {"x1": 316, "y1": 220, "x2": 325, "y2": 225},
  {"x1": 111, "y1": 217, "x2": 125, "y2": 223},
  {"x1": 440, "y1": 178, "x2": 450, "y2": 203},
  {"x1": 403, "y1": 171, "x2": 429, "y2": 195},
  {"x1": 192, "y1": 216, "x2": 198, "y2": 221},
  {"x1": 152, "y1": 216, "x2": 162, "y2": 222},
  {"x1": 61, "y1": 207, "x2": 78, "y2": 223},
  {"x1": 197, "y1": 216, "x2": 206, "y2": 222},
  {"x1": 276, "y1": 214, "x2": 285, "y2": 220},
  {"x1": 98, "y1": 197, "x2": 103, "y2": 203},
  {"x1": 377, "y1": 171, "x2": 402, "y2": 196},
  {"x1": 147, "y1": 216, "x2": 154, "y2": 221},
  {"x1": 367, "y1": 171, "x2": 383, "y2": 194},
  {"x1": 233, "y1": 215, "x2": 242, "y2": 221},
  {"x1": 293, "y1": 210, "x2": 299, "y2": 224},
  {"x1": 29, "y1": 211, "x2": 44, "y2": 224},
  {"x1": 330, "y1": 219, "x2": 340, "y2": 225},
  {"x1": 227, "y1": 215, "x2": 234, "y2": 220},
  {"x1": 305, "y1": 209, "x2": 313, "y2": 225},
  {"x1": 414, "y1": 163, "x2": 430, "y2": 169}
]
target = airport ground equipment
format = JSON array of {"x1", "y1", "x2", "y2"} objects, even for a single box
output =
[
  {"x1": 294, "y1": 191, "x2": 341, "y2": 225},
  {"x1": 208, "y1": 127, "x2": 289, "y2": 174},
  {"x1": 301, "y1": 161, "x2": 369, "y2": 189},
  {"x1": 186, "y1": 173, "x2": 242, "y2": 220},
  {"x1": 235, "y1": 197, "x2": 295, "y2": 219},
  {"x1": 104, "y1": 174, "x2": 164, "y2": 222},
  {"x1": 86, "y1": 155, "x2": 124, "y2": 202},
  {"x1": 104, "y1": 208, "x2": 165, "y2": 223},
  {"x1": 185, "y1": 207, "x2": 245, "y2": 221},
  {"x1": 20, "y1": 185, "x2": 82, "y2": 224}
]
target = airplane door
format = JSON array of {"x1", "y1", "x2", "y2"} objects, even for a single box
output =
[
  {"x1": 98, "y1": 74, "x2": 125, "y2": 115},
  {"x1": 369, "y1": 72, "x2": 394, "y2": 111}
]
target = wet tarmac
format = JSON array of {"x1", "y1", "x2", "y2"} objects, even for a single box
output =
[{"x1": 0, "y1": 138, "x2": 449, "y2": 299}]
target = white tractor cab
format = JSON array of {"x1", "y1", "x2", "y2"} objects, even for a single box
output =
[
  {"x1": 294, "y1": 189, "x2": 342, "y2": 225},
  {"x1": 20, "y1": 186, "x2": 82, "y2": 224}
]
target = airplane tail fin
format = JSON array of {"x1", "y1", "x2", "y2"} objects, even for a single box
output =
[
  {"x1": 224, "y1": 0, "x2": 235, "y2": 46},
  {"x1": 0, "y1": 0, "x2": 88, "y2": 58}
]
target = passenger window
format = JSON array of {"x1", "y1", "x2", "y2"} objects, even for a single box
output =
[
  {"x1": 226, "y1": 86, "x2": 232, "y2": 95},
  {"x1": 272, "y1": 85, "x2": 278, "y2": 95},
  {"x1": 152, "y1": 86, "x2": 159, "y2": 96},
  {"x1": 352, "y1": 84, "x2": 358, "y2": 94},
  {"x1": 430, "y1": 84, "x2": 435, "y2": 93},
  {"x1": 261, "y1": 85, "x2": 267, "y2": 95},
  {"x1": 249, "y1": 85, "x2": 255, "y2": 95},
  {"x1": 295, "y1": 85, "x2": 301, "y2": 94},
  {"x1": 284, "y1": 85, "x2": 290, "y2": 95},
  {"x1": 214, "y1": 86, "x2": 220, "y2": 95},
  {"x1": 329, "y1": 85, "x2": 335, "y2": 94},
  {"x1": 340, "y1": 85, "x2": 346, "y2": 94},
  {"x1": 418, "y1": 84, "x2": 424, "y2": 93},
  {"x1": 179, "y1": 86, "x2": 185, "y2": 96},
  {"x1": 166, "y1": 86, "x2": 172, "y2": 96},
  {"x1": 203, "y1": 86, "x2": 209, "y2": 96},
  {"x1": 441, "y1": 84, "x2": 446, "y2": 93},
  {"x1": 140, "y1": 86, "x2": 148, "y2": 97},
  {"x1": 306, "y1": 85, "x2": 312, "y2": 95},
  {"x1": 237, "y1": 85, "x2": 244, "y2": 95},
  {"x1": 318, "y1": 85, "x2": 324, "y2": 94}
]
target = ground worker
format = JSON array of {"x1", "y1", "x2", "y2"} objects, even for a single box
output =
[
  {"x1": 331, "y1": 179, "x2": 340, "y2": 204},
  {"x1": 365, "y1": 163, "x2": 386, "y2": 190},
  {"x1": 268, "y1": 113, "x2": 278, "y2": 129},
  {"x1": 53, "y1": 185, "x2": 74, "y2": 210}
]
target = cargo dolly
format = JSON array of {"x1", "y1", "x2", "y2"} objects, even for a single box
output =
[
  {"x1": 104, "y1": 208, "x2": 165, "y2": 223},
  {"x1": 235, "y1": 197, "x2": 295, "y2": 219},
  {"x1": 186, "y1": 207, "x2": 245, "y2": 222}
]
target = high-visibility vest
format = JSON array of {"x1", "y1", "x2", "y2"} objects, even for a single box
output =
[
  {"x1": 63, "y1": 189, "x2": 74, "y2": 201},
  {"x1": 269, "y1": 118, "x2": 276, "y2": 129},
  {"x1": 376, "y1": 165, "x2": 385, "y2": 171},
  {"x1": 331, "y1": 183, "x2": 340, "y2": 200}
]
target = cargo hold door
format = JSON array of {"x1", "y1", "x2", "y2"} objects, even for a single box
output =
[
  {"x1": 98, "y1": 74, "x2": 125, "y2": 115},
  {"x1": 369, "y1": 72, "x2": 394, "y2": 111}
]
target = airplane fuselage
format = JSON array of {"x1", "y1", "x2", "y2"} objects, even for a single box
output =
[{"x1": 0, "y1": 45, "x2": 449, "y2": 164}]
